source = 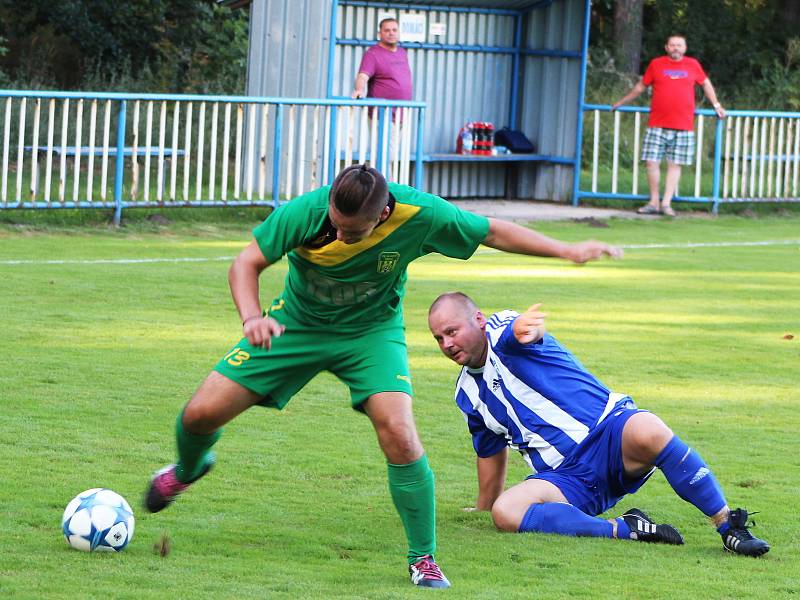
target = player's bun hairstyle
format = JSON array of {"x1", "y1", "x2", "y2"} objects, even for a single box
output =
[{"x1": 330, "y1": 164, "x2": 389, "y2": 218}]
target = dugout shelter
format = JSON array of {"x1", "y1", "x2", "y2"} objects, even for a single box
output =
[{"x1": 243, "y1": 0, "x2": 591, "y2": 201}]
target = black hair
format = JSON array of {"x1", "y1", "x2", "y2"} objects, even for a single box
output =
[{"x1": 329, "y1": 164, "x2": 389, "y2": 218}]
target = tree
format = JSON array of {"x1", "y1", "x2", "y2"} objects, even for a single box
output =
[
  {"x1": 0, "y1": 0, "x2": 248, "y2": 93},
  {"x1": 777, "y1": 0, "x2": 800, "y2": 29},
  {"x1": 614, "y1": 0, "x2": 644, "y2": 74}
]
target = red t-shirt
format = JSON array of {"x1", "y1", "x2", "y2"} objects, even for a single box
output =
[{"x1": 642, "y1": 56, "x2": 707, "y2": 131}]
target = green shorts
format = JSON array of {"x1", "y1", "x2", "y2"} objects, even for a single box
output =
[{"x1": 213, "y1": 312, "x2": 412, "y2": 409}]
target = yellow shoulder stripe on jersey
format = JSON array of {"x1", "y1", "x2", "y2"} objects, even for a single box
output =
[{"x1": 294, "y1": 202, "x2": 421, "y2": 266}]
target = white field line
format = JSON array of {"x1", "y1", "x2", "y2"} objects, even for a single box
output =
[
  {"x1": 619, "y1": 239, "x2": 800, "y2": 249},
  {"x1": 1, "y1": 256, "x2": 237, "y2": 265},
  {"x1": 0, "y1": 239, "x2": 798, "y2": 266},
  {"x1": 477, "y1": 239, "x2": 800, "y2": 255}
]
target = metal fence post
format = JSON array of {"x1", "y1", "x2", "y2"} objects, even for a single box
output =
[
  {"x1": 414, "y1": 107, "x2": 425, "y2": 189},
  {"x1": 711, "y1": 116, "x2": 725, "y2": 214},
  {"x1": 376, "y1": 108, "x2": 385, "y2": 175},
  {"x1": 327, "y1": 105, "x2": 338, "y2": 185},
  {"x1": 113, "y1": 99, "x2": 127, "y2": 225},
  {"x1": 572, "y1": 0, "x2": 592, "y2": 207},
  {"x1": 272, "y1": 104, "x2": 284, "y2": 206}
]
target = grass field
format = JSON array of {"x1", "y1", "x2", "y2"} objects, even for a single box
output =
[{"x1": 0, "y1": 213, "x2": 798, "y2": 599}]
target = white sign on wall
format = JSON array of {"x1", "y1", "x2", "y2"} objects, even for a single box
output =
[
  {"x1": 430, "y1": 22, "x2": 447, "y2": 37},
  {"x1": 399, "y1": 14, "x2": 427, "y2": 43}
]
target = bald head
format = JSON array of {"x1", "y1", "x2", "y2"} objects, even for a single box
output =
[
  {"x1": 428, "y1": 292, "x2": 488, "y2": 368},
  {"x1": 428, "y1": 291, "x2": 478, "y2": 321}
]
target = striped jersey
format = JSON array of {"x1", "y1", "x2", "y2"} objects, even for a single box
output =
[{"x1": 454, "y1": 310, "x2": 629, "y2": 474}]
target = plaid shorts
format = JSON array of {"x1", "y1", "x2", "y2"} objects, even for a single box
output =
[{"x1": 641, "y1": 128, "x2": 695, "y2": 165}]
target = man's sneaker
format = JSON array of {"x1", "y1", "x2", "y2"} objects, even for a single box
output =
[
  {"x1": 721, "y1": 508, "x2": 770, "y2": 557},
  {"x1": 145, "y1": 461, "x2": 212, "y2": 513},
  {"x1": 621, "y1": 508, "x2": 685, "y2": 545},
  {"x1": 409, "y1": 555, "x2": 451, "y2": 589}
]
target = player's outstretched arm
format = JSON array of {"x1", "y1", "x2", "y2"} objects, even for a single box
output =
[
  {"x1": 483, "y1": 218, "x2": 623, "y2": 264},
  {"x1": 512, "y1": 303, "x2": 547, "y2": 345},
  {"x1": 468, "y1": 448, "x2": 508, "y2": 512},
  {"x1": 228, "y1": 241, "x2": 285, "y2": 349}
]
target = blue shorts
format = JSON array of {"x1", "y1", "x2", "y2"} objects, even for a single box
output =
[{"x1": 528, "y1": 406, "x2": 654, "y2": 517}]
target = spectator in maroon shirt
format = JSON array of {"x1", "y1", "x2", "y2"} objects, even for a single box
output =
[{"x1": 351, "y1": 18, "x2": 413, "y2": 104}]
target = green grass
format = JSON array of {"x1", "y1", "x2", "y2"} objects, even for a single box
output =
[{"x1": 0, "y1": 215, "x2": 798, "y2": 599}]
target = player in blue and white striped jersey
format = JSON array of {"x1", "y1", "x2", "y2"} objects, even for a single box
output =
[{"x1": 428, "y1": 292, "x2": 769, "y2": 556}]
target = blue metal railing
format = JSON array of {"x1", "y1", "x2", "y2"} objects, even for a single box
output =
[
  {"x1": 576, "y1": 104, "x2": 800, "y2": 212},
  {"x1": 0, "y1": 90, "x2": 426, "y2": 224}
]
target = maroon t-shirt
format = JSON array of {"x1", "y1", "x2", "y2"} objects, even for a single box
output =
[
  {"x1": 358, "y1": 45, "x2": 413, "y2": 101},
  {"x1": 642, "y1": 55, "x2": 707, "y2": 131}
]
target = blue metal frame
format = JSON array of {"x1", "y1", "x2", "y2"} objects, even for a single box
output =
[
  {"x1": 508, "y1": 14, "x2": 523, "y2": 128},
  {"x1": 571, "y1": 0, "x2": 591, "y2": 207},
  {"x1": 0, "y1": 90, "x2": 424, "y2": 107},
  {"x1": 329, "y1": 0, "x2": 587, "y2": 193},
  {"x1": 272, "y1": 104, "x2": 284, "y2": 206},
  {"x1": 327, "y1": 105, "x2": 339, "y2": 184},
  {"x1": 376, "y1": 108, "x2": 386, "y2": 172},
  {"x1": 711, "y1": 116, "x2": 725, "y2": 214},
  {"x1": 112, "y1": 100, "x2": 127, "y2": 225},
  {"x1": 414, "y1": 107, "x2": 425, "y2": 188},
  {"x1": 574, "y1": 104, "x2": 800, "y2": 209},
  {"x1": 522, "y1": 48, "x2": 582, "y2": 59},
  {"x1": 337, "y1": 38, "x2": 519, "y2": 54},
  {"x1": 424, "y1": 152, "x2": 573, "y2": 164},
  {"x1": 339, "y1": 0, "x2": 519, "y2": 16},
  {"x1": 0, "y1": 90, "x2": 426, "y2": 220},
  {"x1": 326, "y1": 0, "x2": 339, "y2": 98}
]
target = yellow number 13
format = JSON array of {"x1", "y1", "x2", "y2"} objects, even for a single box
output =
[{"x1": 224, "y1": 347, "x2": 251, "y2": 366}]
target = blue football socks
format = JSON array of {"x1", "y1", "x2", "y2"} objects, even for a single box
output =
[
  {"x1": 519, "y1": 502, "x2": 629, "y2": 538},
  {"x1": 654, "y1": 435, "x2": 727, "y2": 517}
]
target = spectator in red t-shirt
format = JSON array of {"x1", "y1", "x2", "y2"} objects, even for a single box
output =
[{"x1": 613, "y1": 35, "x2": 725, "y2": 216}]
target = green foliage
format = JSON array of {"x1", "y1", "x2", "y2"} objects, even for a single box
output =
[
  {"x1": 0, "y1": 216, "x2": 798, "y2": 598},
  {"x1": 0, "y1": 0, "x2": 248, "y2": 93},
  {"x1": 0, "y1": 34, "x2": 9, "y2": 87},
  {"x1": 590, "y1": 0, "x2": 800, "y2": 109},
  {"x1": 744, "y1": 37, "x2": 800, "y2": 110}
]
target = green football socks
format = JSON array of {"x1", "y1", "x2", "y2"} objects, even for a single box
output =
[
  {"x1": 174, "y1": 409, "x2": 220, "y2": 483},
  {"x1": 387, "y1": 454, "x2": 437, "y2": 564}
]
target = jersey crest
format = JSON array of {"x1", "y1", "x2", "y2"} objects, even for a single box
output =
[{"x1": 377, "y1": 251, "x2": 400, "y2": 273}]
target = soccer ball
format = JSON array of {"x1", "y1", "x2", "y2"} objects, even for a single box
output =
[{"x1": 62, "y1": 488, "x2": 135, "y2": 552}]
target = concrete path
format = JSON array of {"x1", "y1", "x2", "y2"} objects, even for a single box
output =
[{"x1": 448, "y1": 199, "x2": 679, "y2": 223}]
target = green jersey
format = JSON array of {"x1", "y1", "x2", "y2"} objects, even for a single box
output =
[{"x1": 253, "y1": 183, "x2": 489, "y2": 330}]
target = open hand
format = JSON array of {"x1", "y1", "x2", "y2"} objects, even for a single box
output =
[{"x1": 512, "y1": 303, "x2": 547, "y2": 345}]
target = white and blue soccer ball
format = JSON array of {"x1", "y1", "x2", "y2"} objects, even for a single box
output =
[{"x1": 62, "y1": 488, "x2": 135, "y2": 552}]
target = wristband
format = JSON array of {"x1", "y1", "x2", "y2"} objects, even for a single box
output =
[
  {"x1": 713, "y1": 102, "x2": 721, "y2": 108},
  {"x1": 242, "y1": 315, "x2": 262, "y2": 326}
]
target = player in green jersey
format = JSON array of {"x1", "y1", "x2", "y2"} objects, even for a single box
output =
[{"x1": 145, "y1": 164, "x2": 622, "y2": 588}]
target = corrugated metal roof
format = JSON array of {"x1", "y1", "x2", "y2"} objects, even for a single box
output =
[
  {"x1": 389, "y1": 0, "x2": 555, "y2": 9},
  {"x1": 221, "y1": 1, "x2": 558, "y2": 12}
]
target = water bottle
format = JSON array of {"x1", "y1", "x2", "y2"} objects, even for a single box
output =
[{"x1": 460, "y1": 124, "x2": 473, "y2": 155}]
